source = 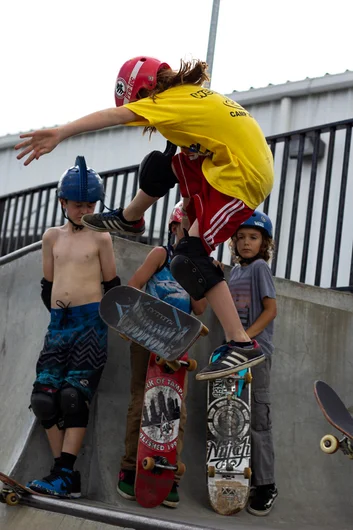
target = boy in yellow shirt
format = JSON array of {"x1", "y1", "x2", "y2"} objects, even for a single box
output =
[{"x1": 15, "y1": 56, "x2": 274, "y2": 381}]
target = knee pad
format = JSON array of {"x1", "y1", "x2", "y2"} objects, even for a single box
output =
[
  {"x1": 170, "y1": 236, "x2": 224, "y2": 300},
  {"x1": 60, "y1": 385, "x2": 89, "y2": 428},
  {"x1": 139, "y1": 141, "x2": 178, "y2": 198},
  {"x1": 30, "y1": 384, "x2": 60, "y2": 428}
]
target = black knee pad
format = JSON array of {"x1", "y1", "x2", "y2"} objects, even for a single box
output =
[
  {"x1": 60, "y1": 385, "x2": 89, "y2": 428},
  {"x1": 170, "y1": 236, "x2": 224, "y2": 300},
  {"x1": 139, "y1": 141, "x2": 178, "y2": 197},
  {"x1": 30, "y1": 384, "x2": 60, "y2": 429}
]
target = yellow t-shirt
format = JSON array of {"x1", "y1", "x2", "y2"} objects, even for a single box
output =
[{"x1": 125, "y1": 85, "x2": 274, "y2": 210}]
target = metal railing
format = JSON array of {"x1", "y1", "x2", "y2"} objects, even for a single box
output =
[{"x1": 1, "y1": 119, "x2": 352, "y2": 289}]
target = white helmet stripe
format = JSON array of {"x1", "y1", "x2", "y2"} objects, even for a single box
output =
[{"x1": 123, "y1": 60, "x2": 145, "y2": 105}]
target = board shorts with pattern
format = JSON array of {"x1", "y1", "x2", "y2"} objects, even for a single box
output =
[
  {"x1": 34, "y1": 302, "x2": 107, "y2": 402},
  {"x1": 172, "y1": 152, "x2": 254, "y2": 254}
]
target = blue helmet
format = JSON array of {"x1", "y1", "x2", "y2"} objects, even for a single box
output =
[
  {"x1": 57, "y1": 156, "x2": 104, "y2": 202},
  {"x1": 239, "y1": 210, "x2": 273, "y2": 238}
]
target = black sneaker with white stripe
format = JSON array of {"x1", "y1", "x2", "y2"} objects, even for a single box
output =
[
  {"x1": 81, "y1": 207, "x2": 145, "y2": 235},
  {"x1": 247, "y1": 484, "x2": 278, "y2": 516},
  {"x1": 195, "y1": 339, "x2": 264, "y2": 381}
]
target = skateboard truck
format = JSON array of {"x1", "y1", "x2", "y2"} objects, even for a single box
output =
[
  {"x1": 1, "y1": 488, "x2": 21, "y2": 506},
  {"x1": 207, "y1": 464, "x2": 252, "y2": 479},
  {"x1": 155, "y1": 356, "x2": 197, "y2": 373},
  {"x1": 142, "y1": 456, "x2": 186, "y2": 476},
  {"x1": 224, "y1": 370, "x2": 252, "y2": 401}
]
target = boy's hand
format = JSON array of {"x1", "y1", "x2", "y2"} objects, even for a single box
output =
[
  {"x1": 15, "y1": 127, "x2": 61, "y2": 166},
  {"x1": 181, "y1": 214, "x2": 190, "y2": 232},
  {"x1": 213, "y1": 259, "x2": 224, "y2": 271}
]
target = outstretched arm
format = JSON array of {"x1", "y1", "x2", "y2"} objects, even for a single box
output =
[{"x1": 15, "y1": 107, "x2": 139, "y2": 166}]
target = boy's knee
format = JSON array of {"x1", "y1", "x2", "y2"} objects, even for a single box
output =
[
  {"x1": 60, "y1": 385, "x2": 89, "y2": 428},
  {"x1": 170, "y1": 236, "x2": 224, "y2": 300},
  {"x1": 30, "y1": 383, "x2": 60, "y2": 429},
  {"x1": 139, "y1": 147, "x2": 178, "y2": 198}
]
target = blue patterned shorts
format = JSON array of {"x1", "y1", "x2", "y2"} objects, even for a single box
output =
[{"x1": 35, "y1": 302, "x2": 107, "y2": 402}]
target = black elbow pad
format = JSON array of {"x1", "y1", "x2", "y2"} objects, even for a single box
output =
[
  {"x1": 102, "y1": 275, "x2": 121, "y2": 294},
  {"x1": 41, "y1": 277, "x2": 53, "y2": 312}
]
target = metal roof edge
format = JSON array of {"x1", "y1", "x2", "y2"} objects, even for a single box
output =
[{"x1": 227, "y1": 70, "x2": 353, "y2": 106}]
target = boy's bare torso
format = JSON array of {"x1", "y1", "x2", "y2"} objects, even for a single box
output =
[{"x1": 50, "y1": 226, "x2": 104, "y2": 308}]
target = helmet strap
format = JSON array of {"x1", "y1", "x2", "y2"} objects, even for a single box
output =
[
  {"x1": 239, "y1": 253, "x2": 261, "y2": 265},
  {"x1": 61, "y1": 205, "x2": 84, "y2": 232}
]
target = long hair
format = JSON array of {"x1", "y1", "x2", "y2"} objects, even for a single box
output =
[
  {"x1": 140, "y1": 59, "x2": 209, "y2": 136},
  {"x1": 229, "y1": 230, "x2": 275, "y2": 264}
]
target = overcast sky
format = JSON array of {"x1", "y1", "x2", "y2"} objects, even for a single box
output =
[{"x1": 1, "y1": 0, "x2": 352, "y2": 137}]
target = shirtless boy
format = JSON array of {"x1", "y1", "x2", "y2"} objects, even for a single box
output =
[{"x1": 26, "y1": 156, "x2": 119, "y2": 497}]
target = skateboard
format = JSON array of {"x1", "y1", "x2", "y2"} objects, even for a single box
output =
[
  {"x1": 0, "y1": 472, "x2": 50, "y2": 505},
  {"x1": 314, "y1": 380, "x2": 353, "y2": 458},
  {"x1": 206, "y1": 365, "x2": 252, "y2": 515},
  {"x1": 99, "y1": 286, "x2": 209, "y2": 361},
  {"x1": 135, "y1": 352, "x2": 197, "y2": 508}
]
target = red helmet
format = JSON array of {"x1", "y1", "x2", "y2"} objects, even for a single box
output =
[
  {"x1": 115, "y1": 56, "x2": 171, "y2": 107},
  {"x1": 169, "y1": 201, "x2": 184, "y2": 225}
]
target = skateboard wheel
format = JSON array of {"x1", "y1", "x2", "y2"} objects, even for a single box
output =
[
  {"x1": 142, "y1": 457, "x2": 156, "y2": 471},
  {"x1": 176, "y1": 462, "x2": 186, "y2": 476},
  {"x1": 5, "y1": 492, "x2": 19, "y2": 506},
  {"x1": 208, "y1": 465, "x2": 215, "y2": 478},
  {"x1": 320, "y1": 434, "x2": 339, "y2": 454},
  {"x1": 167, "y1": 360, "x2": 181, "y2": 372},
  {"x1": 245, "y1": 372, "x2": 253, "y2": 384},
  {"x1": 243, "y1": 467, "x2": 252, "y2": 479},
  {"x1": 186, "y1": 359, "x2": 197, "y2": 372},
  {"x1": 200, "y1": 325, "x2": 209, "y2": 337},
  {"x1": 155, "y1": 356, "x2": 166, "y2": 366},
  {"x1": 119, "y1": 333, "x2": 129, "y2": 341}
]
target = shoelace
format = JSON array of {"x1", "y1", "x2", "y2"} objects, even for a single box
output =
[
  {"x1": 96, "y1": 207, "x2": 120, "y2": 220},
  {"x1": 56, "y1": 300, "x2": 72, "y2": 327},
  {"x1": 42, "y1": 468, "x2": 72, "y2": 488},
  {"x1": 96, "y1": 208, "x2": 143, "y2": 227}
]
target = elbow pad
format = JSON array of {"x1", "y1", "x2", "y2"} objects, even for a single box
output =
[
  {"x1": 102, "y1": 275, "x2": 121, "y2": 294},
  {"x1": 41, "y1": 277, "x2": 53, "y2": 312}
]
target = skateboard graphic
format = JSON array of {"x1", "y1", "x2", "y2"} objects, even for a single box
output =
[
  {"x1": 0, "y1": 472, "x2": 52, "y2": 505},
  {"x1": 314, "y1": 380, "x2": 353, "y2": 458},
  {"x1": 99, "y1": 286, "x2": 209, "y2": 362},
  {"x1": 206, "y1": 365, "x2": 252, "y2": 515},
  {"x1": 135, "y1": 352, "x2": 196, "y2": 508}
]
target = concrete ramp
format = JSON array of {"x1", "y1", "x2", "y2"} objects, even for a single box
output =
[
  {"x1": 1, "y1": 237, "x2": 353, "y2": 529},
  {"x1": 0, "y1": 245, "x2": 47, "y2": 475}
]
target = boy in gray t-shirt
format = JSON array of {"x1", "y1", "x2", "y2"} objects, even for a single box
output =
[{"x1": 228, "y1": 210, "x2": 278, "y2": 516}]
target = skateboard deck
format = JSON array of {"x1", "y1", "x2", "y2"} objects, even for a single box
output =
[
  {"x1": 314, "y1": 380, "x2": 353, "y2": 458},
  {"x1": 0, "y1": 472, "x2": 52, "y2": 505},
  {"x1": 206, "y1": 366, "x2": 252, "y2": 515},
  {"x1": 135, "y1": 352, "x2": 194, "y2": 508},
  {"x1": 99, "y1": 286, "x2": 208, "y2": 362}
]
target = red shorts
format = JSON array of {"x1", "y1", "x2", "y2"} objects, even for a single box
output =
[{"x1": 172, "y1": 153, "x2": 253, "y2": 254}]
